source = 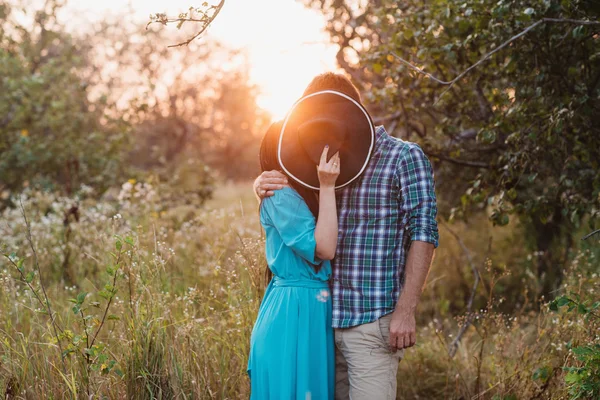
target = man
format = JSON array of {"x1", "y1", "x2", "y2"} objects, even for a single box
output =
[{"x1": 254, "y1": 72, "x2": 439, "y2": 399}]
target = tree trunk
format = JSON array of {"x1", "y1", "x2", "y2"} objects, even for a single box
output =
[{"x1": 532, "y1": 208, "x2": 570, "y2": 299}]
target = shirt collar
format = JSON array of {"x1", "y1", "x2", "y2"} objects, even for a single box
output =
[{"x1": 375, "y1": 125, "x2": 387, "y2": 144}]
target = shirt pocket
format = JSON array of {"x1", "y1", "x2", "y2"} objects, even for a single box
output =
[{"x1": 356, "y1": 181, "x2": 397, "y2": 221}]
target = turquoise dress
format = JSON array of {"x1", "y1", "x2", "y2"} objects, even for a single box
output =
[{"x1": 248, "y1": 187, "x2": 334, "y2": 399}]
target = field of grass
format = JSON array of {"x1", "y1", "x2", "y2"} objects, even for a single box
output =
[{"x1": 0, "y1": 181, "x2": 598, "y2": 399}]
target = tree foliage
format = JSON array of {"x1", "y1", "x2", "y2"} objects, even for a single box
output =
[
  {"x1": 305, "y1": 0, "x2": 600, "y2": 295},
  {"x1": 0, "y1": 0, "x2": 266, "y2": 209},
  {"x1": 0, "y1": 2, "x2": 129, "y2": 197}
]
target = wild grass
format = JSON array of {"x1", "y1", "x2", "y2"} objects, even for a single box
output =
[{"x1": 0, "y1": 181, "x2": 598, "y2": 399}]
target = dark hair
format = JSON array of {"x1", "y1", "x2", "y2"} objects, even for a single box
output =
[
  {"x1": 303, "y1": 72, "x2": 361, "y2": 103},
  {"x1": 259, "y1": 121, "x2": 320, "y2": 285},
  {"x1": 259, "y1": 121, "x2": 319, "y2": 217}
]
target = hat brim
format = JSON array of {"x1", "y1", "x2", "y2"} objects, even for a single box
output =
[{"x1": 278, "y1": 90, "x2": 375, "y2": 191}]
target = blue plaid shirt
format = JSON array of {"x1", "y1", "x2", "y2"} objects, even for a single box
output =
[{"x1": 332, "y1": 126, "x2": 439, "y2": 328}]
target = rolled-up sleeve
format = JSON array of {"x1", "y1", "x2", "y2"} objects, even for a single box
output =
[
  {"x1": 397, "y1": 144, "x2": 439, "y2": 248},
  {"x1": 261, "y1": 188, "x2": 323, "y2": 265}
]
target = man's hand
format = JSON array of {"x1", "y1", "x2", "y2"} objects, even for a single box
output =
[
  {"x1": 389, "y1": 308, "x2": 416, "y2": 352},
  {"x1": 254, "y1": 170, "x2": 288, "y2": 199},
  {"x1": 388, "y1": 241, "x2": 435, "y2": 351}
]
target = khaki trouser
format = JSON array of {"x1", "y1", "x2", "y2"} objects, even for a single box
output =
[{"x1": 334, "y1": 313, "x2": 404, "y2": 400}]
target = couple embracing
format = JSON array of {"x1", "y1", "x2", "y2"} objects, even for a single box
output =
[{"x1": 248, "y1": 73, "x2": 439, "y2": 400}]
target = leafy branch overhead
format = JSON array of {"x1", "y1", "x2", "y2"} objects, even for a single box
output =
[
  {"x1": 391, "y1": 18, "x2": 600, "y2": 104},
  {"x1": 147, "y1": 0, "x2": 225, "y2": 47}
]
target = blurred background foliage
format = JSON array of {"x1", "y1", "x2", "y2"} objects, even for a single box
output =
[{"x1": 0, "y1": 0, "x2": 269, "y2": 207}]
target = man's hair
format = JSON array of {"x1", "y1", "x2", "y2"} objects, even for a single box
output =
[{"x1": 303, "y1": 72, "x2": 361, "y2": 103}]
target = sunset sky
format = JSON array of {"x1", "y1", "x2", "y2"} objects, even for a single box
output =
[{"x1": 66, "y1": 0, "x2": 340, "y2": 119}]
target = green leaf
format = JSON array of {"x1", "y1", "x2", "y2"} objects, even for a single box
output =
[
  {"x1": 25, "y1": 271, "x2": 34, "y2": 283},
  {"x1": 523, "y1": 8, "x2": 535, "y2": 15},
  {"x1": 556, "y1": 296, "x2": 571, "y2": 307},
  {"x1": 564, "y1": 370, "x2": 581, "y2": 384},
  {"x1": 16, "y1": 258, "x2": 24, "y2": 272},
  {"x1": 572, "y1": 25, "x2": 585, "y2": 39},
  {"x1": 572, "y1": 346, "x2": 593, "y2": 356},
  {"x1": 478, "y1": 130, "x2": 497, "y2": 144},
  {"x1": 77, "y1": 292, "x2": 87, "y2": 304},
  {"x1": 107, "y1": 314, "x2": 120, "y2": 321},
  {"x1": 62, "y1": 348, "x2": 76, "y2": 358},
  {"x1": 115, "y1": 240, "x2": 122, "y2": 251},
  {"x1": 124, "y1": 236, "x2": 134, "y2": 246},
  {"x1": 532, "y1": 366, "x2": 551, "y2": 381}
]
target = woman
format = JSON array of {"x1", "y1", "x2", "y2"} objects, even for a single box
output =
[{"x1": 248, "y1": 121, "x2": 340, "y2": 399}]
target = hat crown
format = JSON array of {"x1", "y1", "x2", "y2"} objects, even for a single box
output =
[
  {"x1": 297, "y1": 118, "x2": 347, "y2": 164},
  {"x1": 278, "y1": 90, "x2": 374, "y2": 191}
]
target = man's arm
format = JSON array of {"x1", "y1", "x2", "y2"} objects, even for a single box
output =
[
  {"x1": 253, "y1": 171, "x2": 288, "y2": 202},
  {"x1": 389, "y1": 144, "x2": 439, "y2": 351},
  {"x1": 389, "y1": 242, "x2": 434, "y2": 351}
]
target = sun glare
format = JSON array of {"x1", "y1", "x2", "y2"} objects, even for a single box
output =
[
  {"x1": 252, "y1": 42, "x2": 339, "y2": 120},
  {"x1": 66, "y1": 0, "x2": 339, "y2": 121}
]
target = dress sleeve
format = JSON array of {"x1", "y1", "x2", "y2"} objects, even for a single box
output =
[
  {"x1": 396, "y1": 144, "x2": 440, "y2": 248},
  {"x1": 261, "y1": 188, "x2": 322, "y2": 265}
]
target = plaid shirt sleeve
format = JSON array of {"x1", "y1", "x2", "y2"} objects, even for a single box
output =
[{"x1": 397, "y1": 144, "x2": 439, "y2": 248}]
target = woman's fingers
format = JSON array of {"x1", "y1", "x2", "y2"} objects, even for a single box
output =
[
  {"x1": 319, "y1": 145, "x2": 329, "y2": 167},
  {"x1": 261, "y1": 183, "x2": 286, "y2": 192},
  {"x1": 327, "y1": 152, "x2": 340, "y2": 174}
]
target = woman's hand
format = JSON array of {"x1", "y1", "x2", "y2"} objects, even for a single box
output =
[
  {"x1": 317, "y1": 146, "x2": 341, "y2": 189},
  {"x1": 315, "y1": 145, "x2": 340, "y2": 260}
]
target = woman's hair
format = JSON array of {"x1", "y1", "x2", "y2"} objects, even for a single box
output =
[
  {"x1": 259, "y1": 122, "x2": 322, "y2": 285},
  {"x1": 259, "y1": 121, "x2": 319, "y2": 217}
]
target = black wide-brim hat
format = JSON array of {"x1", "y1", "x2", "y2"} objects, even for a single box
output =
[{"x1": 278, "y1": 90, "x2": 375, "y2": 191}]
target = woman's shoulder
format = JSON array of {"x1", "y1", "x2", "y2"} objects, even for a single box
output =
[
  {"x1": 260, "y1": 186, "x2": 308, "y2": 223},
  {"x1": 264, "y1": 186, "x2": 303, "y2": 207}
]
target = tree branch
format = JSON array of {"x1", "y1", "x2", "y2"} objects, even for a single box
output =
[
  {"x1": 425, "y1": 150, "x2": 493, "y2": 169},
  {"x1": 582, "y1": 229, "x2": 600, "y2": 241},
  {"x1": 391, "y1": 18, "x2": 600, "y2": 103},
  {"x1": 147, "y1": 1, "x2": 225, "y2": 48}
]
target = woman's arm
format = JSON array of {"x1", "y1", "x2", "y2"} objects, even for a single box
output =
[{"x1": 314, "y1": 146, "x2": 340, "y2": 260}]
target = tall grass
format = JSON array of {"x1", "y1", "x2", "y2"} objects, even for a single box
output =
[{"x1": 0, "y1": 182, "x2": 598, "y2": 399}]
